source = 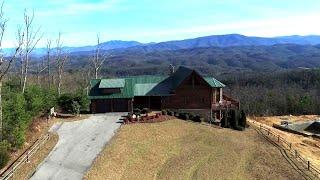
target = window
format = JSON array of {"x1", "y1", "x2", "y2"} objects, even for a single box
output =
[{"x1": 101, "y1": 88, "x2": 121, "y2": 94}]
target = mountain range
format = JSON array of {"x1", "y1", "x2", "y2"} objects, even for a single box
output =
[{"x1": 3, "y1": 34, "x2": 320, "y2": 56}]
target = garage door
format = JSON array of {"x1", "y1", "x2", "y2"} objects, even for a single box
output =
[
  {"x1": 113, "y1": 99, "x2": 129, "y2": 112},
  {"x1": 95, "y1": 100, "x2": 112, "y2": 113},
  {"x1": 92, "y1": 99, "x2": 129, "y2": 113}
]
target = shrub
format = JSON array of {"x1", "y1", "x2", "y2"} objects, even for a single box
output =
[
  {"x1": 167, "y1": 110, "x2": 174, "y2": 116},
  {"x1": 141, "y1": 108, "x2": 151, "y2": 114},
  {"x1": 230, "y1": 110, "x2": 241, "y2": 128},
  {"x1": 58, "y1": 93, "x2": 86, "y2": 114},
  {"x1": 178, "y1": 113, "x2": 186, "y2": 120},
  {"x1": 133, "y1": 108, "x2": 141, "y2": 114},
  {"x1": 58, "y1": 94, "x2": 74, "y2": 113},
  {"x1": 221, "y1": 111, "x2": 227, "y2": 127},
  {"x1": 188, "y1": 113, "x2": 195, "y2": 120},
  {"x1": 71, "y1": 100, "x2": 81, "y2": 115},
  {"x1": 74, "y1": 90, "x2": 90, "y2": 111},
  {"x1": 192, "y1": 115, "x2": 201, "y2": 122},
  {"x1": 24, "y1": 85, "x2": 45, "y2": 117},
  {"x1": 161, "y1": 109, "x2": 167, "y2": 115},
  {"x1": 178, "y1": 113, "x2": 190, "y2": 120},
  {"x1": 229, "y1": 109, "x2": 245, "y2": 131},
  {"x1": 239, "y1": 110, "x2": 247, "y2": 128},
  {"x1": 185, "y1": 113, "x2": 190, "y2": 120},
  {"x1": 3, "y1": 93, "x2": 28, "y2": 148},
  {"x1": 0, "y1": 141, "x2": 10, "y2": 169},
  {"x1": 24, "y1": 85, "x2": 58, "y2": 117},
  {"x1": 127, "y1": 112, "x2": 133, "y2": 119}
]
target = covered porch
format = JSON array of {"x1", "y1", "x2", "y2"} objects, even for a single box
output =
[{"x1": 133, "y1": 96, "x2": 162, "y2": 110}]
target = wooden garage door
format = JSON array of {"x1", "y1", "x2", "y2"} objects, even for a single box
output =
[
  {"x1": 113, "y1": 99, "x2": 129, "y2": 112},
  {"x1": 95, "y1": 99, "x2": 112, "y2": 113}
]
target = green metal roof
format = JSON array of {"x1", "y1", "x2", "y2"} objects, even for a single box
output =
[
  {"x1": 134, "y1": 83, "x2": 158, "y2": 96},
  {"x1": 89, "y1": 66, "x2": 226, "y2": 99},
  {"x1": 99, "y1": 78, "x2": 125, "y2": 88},
  {"x1": 204, "y1": 77, "x2": 226, "y2": 88}
]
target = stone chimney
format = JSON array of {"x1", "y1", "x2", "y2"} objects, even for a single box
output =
[{"x1": 169, "y1": 64, "x2": 175, "y2": 75}]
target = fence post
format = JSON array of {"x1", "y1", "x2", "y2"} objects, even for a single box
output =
[
  {"x1": 26, "y1": 150, "x2": 30, "y2": 163},
  {"x1": 289, "y1": 143, "x2": 292, "y2": 150},
  {"x1": 295, "y1": 150, "x2": 298, "y2": 158},
  {"x1": 308, "y1": 161, "x2": 310, "y2": 170},
  {"x1": 277, "y1": 135, "x2": 280, "y2": 143},
  {"x1": 267, "y1": 129, "x2": 270, "y2": 135}
]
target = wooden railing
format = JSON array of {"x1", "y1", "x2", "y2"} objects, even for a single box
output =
[
  {"x1": 212, "y1": 94, "x2": 240, "y2": 111},
  {"x1": 249, "y1": 120, "x2": 320, "y2": 179},
  {"x1": 0, "y1": 134, "x2": 50, "y2": 180}
]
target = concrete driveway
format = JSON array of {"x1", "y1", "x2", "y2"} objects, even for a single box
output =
[{"x1": 30, "y1": 113, "x2": 126, "y2": 180}]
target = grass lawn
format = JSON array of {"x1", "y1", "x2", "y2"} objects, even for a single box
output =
[{"x1": 85, "y1": 119, "x2": 304, "y2": 180}]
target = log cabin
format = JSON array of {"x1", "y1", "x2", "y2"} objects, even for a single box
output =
[{"x1": 89, "y1": 66, "x2": 239, "y2": 121}]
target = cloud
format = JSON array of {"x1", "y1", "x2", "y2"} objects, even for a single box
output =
[
  {"x1": 37, "y1": 0, "x2": 121, "y2": 16},
  {"x1": 33, "y1": 12, "x2": 320, "y2": 47},
  {"x1": 65, "y1": 0, "x2": 120, "y2": 14}
]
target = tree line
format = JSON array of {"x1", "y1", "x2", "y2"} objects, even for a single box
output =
[
  {"x1": 220, "y1": 69, "x2": 320, "y2": 116},
  {"x1": 0, "y1": 2, "x2": 96, "y2": 168}
]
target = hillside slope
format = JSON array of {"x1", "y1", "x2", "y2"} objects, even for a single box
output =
[
  {"x1": 65, "y1": 44, "x2": 320, "y2": 76},
  {"x1": 85, "y1": 120, "x2": 305, "y2": 180}
]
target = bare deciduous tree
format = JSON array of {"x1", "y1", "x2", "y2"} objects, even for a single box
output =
[
  {"x1": 36, "y1": 59, "x2": 47, "y2": 86},
  {"x1": 91, "y1": 34, "x2": 107, "y2": 79},
  {"x1": 20, "y1": 9, "x2": 42, "y2": 93},
  {"x1": 46, "y1": 39, "x2": 52, "y2": 88},
  {"x1": 82, "y1": 63, "x2": 92, "y2": 95},
  {"x1": 55, "y1": 33, "x2": 68, "y2": 96},
  {"x1": 0, "y1": 2, "x2": 22, "y2": 139}
]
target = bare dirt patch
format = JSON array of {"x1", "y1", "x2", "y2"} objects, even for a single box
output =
[
  {"x1": 58, "y1": 114, "x2": 90, "y2": 122},
  {"x1": 85, "y1": 119, "x2": 303, "y2": 180},
  {"x1": 253, "y1": 115, "x2": 320, "y2": 127},
  {"x1": 250, "y1": 115, "x2": 320, "y2": 168}
]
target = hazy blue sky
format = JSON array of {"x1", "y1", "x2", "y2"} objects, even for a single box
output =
[{"x1": 2, "y1": 0, "x2": 320, "y2": 47}]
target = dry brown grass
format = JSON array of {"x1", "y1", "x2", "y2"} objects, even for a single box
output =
[
  {"x1": 252, "y1": 115, "x2": 320, "y2": 127},
  {"x1": 85, "y1": 119, "x2": 303, "y2": 180},
  {"x1": 11, "y1": 133, "x2": 58, "y2": 180},
  {"x1": 0, "y1": 116, "x2": 59, "y2": 174},
  {"x1": 250, "y1": 115, "x2": 320, "y2": 168}
]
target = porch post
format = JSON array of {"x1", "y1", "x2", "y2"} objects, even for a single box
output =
[
  {"x1": 210, "y1": 88, "x2": 213, "y2": 123},
  {"x1": 131, "y1": 98, "x2": 134, "y2": 113},
  {"x1": 111, "y1": 99, "x2": 113, "y2": 112}
]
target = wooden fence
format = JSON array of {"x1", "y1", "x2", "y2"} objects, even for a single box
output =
[
  {"x1": 249, "y1": 120, "x2": 320, "y2": 179},
  {"x1": 0, "y1": 133, "x2": 50, "y2": 180}
]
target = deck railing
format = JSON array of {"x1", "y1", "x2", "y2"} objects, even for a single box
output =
[{"x1": 212, "y1": 94, "x2": 240, "y2": 111}]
